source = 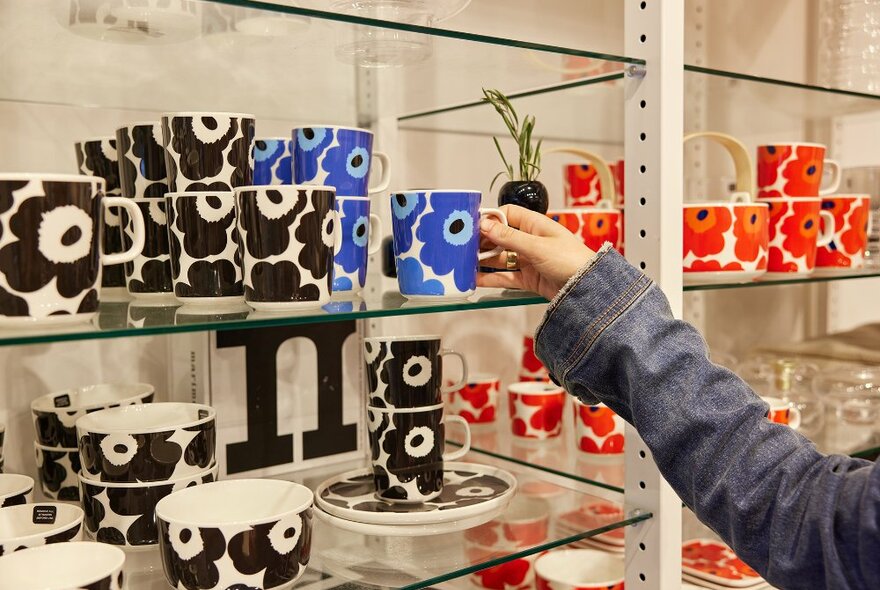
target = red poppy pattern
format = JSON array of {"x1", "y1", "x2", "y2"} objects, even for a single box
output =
[
  {"x1": 683, "y1": 206, "x2": 732, "y2": 258},
  {"x1": 757, "y1": 144, "x2": 827, "y2": 198},
  {"x1": 564, "y1": 164, "x2": 602, "y2": 207},
  {"x1": 817, "y1": 196, "x2": 871, "y2": 269},
  {"x1": 446, "y1": 378, "x2": 499, "y2": 424},
  {"x1": 767, "y1": 199, "x2": 825, "y2": 273},
  {"x1": 732, "y1": 206, "x2": 769, "y2": 262},
  {"x1": 509, "y1": 389, "x2": 566, "y2": 440},
  {"x1": 537, "y1": 576, "x2": 624, "y2": 590},
  {"x1": 682, "y1": 204, "x2": 769, "y2": 279},
  {"x1": 559, "y1": 501, "x2": 625, "y2": 544},
  {"x1": 574, "y1": 401, "x2": 625, "y2": 455},
  {"x1": 769, "y1": 407, "x2": 791, "y2": 426},
  {"x1": 472, "y1": 557, "x2": 535, "y2": 590},
  {"x1": 547, "y1": 210, "x2": 624, "y2": 253},
  {"x1": 682, "y1": 540, "x2": 761, "y2": 583},
  {"x1": 521, "y1": 336, "x2": 549, "y2": 380}
]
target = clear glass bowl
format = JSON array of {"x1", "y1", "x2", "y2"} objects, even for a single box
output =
[{"x1": 814, "y1": 366, "x2": 880, "y2": 425}]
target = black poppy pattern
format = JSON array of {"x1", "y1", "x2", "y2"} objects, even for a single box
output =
[
  {"x1": 75, "y1": 138, "x2": 126, "y2": 289},
  {"x1": 364, "y1": 339, "x2": 443, "y2": 408},
  {"x1": 235, "y1": 187, "x2": 336, "y2": 308},
  {"x1": 0, "y1": 179, "x2": 103, "y2": 320},
  {"x1": 367, "y1": 406, "x2": 444, "y2": 502},
  {"x1": 0, "y1": 487, "x2": 32, "y2": 508},
  {"x1": 79, "y1": 420, "x2": 215, "y2": 483},
  {"x1": 162, "y1": 114, "x2": 254, "y2": 192},
  {"x1": 167, "y1": 193, "x2": 243, "y2": 299},
  {"x1": 158, "y1": 509, "x2": 312, "y2": 589},
  {"x1": 80, "y1": 468, "x2": 217, "y2": 548},
  {"x1": 123, "y1": 199, "x2": 173, "y2": 295},
  {"x1": 31, "y1": 392, "x2": 154, "y2": 449},
  {"x1": 116, "y1": 123, "x2": 170, "y2": 199},
  {"x1": 319, "y1": 468, "x2": 512, "y2": 515},
  {"x1": 35, "y1": 446, "x2": 82, "y2": 502}
]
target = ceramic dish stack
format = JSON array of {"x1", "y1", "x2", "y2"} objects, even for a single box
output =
[
  {"x1": 682, "y1": 540, "x2": 772, "y2": 590},
  {"x1": 75, "y1": 402, "x2": 218, "y2": 550},
  {"x1": 30, "y1": 383, "x2": 155, "y2": 502},
  {"x1": 555, "y1": 500, "x2": 625, "y2": 554}
]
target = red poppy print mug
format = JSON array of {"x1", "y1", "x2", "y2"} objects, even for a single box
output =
[
  {"x1": 445, "y1": 374, "x2": 499, "y2": 424},
  {"x1": 520, "y1": 335, "x2": 550, "y2": 382},
  {"x1": 547, "y1": 205, "x2": 624, "y2": 254},
  {"x1": 465, "y1": 496, "x2": 550, "y2": 551},
  {"x1": 508, "y1": 382, "x2": 566, "y2": 440},
  {"x1": 756, "y1": 142, "x2": 841, "y2": 198},
  {"x1": 546, "y1": 147, "x2": 618, "y2": 210},
  {"x1": 762, "y1": 396, "x2": 801, "y2": 428},
  {"x1": 535, "y1": 549, "x2": 624, "y2": 590},
  {"x1": 816, "y1": 194, "x2": 873, "y2": 273},
  {"x1": 572, "y1": 399, "x2": 625, "y2": 455},
  {"x1": 763, "y1": 197, "x2": 835, "y2": 276},
  {"x1": 682, "y1": 195, "x2": 770, "y2": 284}
]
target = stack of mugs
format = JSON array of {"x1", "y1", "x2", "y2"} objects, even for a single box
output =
[
  {"x1": 29, "y1": 384, "x2": 155, "y2": 502},
  {"x1": 75, "y1": 402, "x2": 217, "y2": 549},
  {"x1": 362, "y1": 335, "x2": 471, "y2": 503}
]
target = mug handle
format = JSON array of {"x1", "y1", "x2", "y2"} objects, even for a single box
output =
[
  {"x1": 439, "y1": 349, "x2": 468, "y2": 394},
  {"x1": 103, "y1": 197, "x2": 144, "y2": 266},
  {"x1": 544, "y1": 146, "x2": 617, "y2": 207},
  {"x1": 820, "y1": 159, "x2": 842, "y2": 195},
  {"x1": 442, "y1": 415, "x2": 471, "y2": 461},
  {"x1": 367, "y1": 213, "x2": 384, "y2": 255},
  {"x1": 477, "y1": 208, "x2": 509, "y2": 261},
  {"x1": 368, "y1": 152, "x2": 392, "y2": 195},
  {"x1": 788, "y1": 406, "x2": 802, "y2": 430},
  {"x1": 683, "y1": 132, "x2": 755, "y2": 199},
  {"x1": 817, "y1": 210, "x2": 836, "y2": 248}
]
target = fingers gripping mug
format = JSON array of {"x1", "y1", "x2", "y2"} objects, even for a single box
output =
[
  {"x1": 0, "y1": 174, "x2": 145, "y2": 326},
  {"x1": 390, "y1": 190, "x2": 508, "y2": 299}
]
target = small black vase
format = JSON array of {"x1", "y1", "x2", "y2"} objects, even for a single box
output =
[{"x1": 498, "y1": 180, "x2": 549, "y2": 214}]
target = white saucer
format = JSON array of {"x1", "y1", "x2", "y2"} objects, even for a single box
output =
[
  {"x1": 683, "y1": 271, "x2": 765, "y2": 285},
  {"x1": 315, "y1": 462, "x2": 516, "y2": 526},
  {"x1": 315, "y1": 503, "x2": 510, "y2": 537}
]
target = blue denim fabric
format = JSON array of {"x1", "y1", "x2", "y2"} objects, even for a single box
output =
[{"x1": 535, "y1": 247, "x2": 880, "y2": 590}]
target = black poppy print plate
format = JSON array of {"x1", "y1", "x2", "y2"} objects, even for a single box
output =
[{"x1": 315, "y1": 462, "x2": 515, "y2": 526}]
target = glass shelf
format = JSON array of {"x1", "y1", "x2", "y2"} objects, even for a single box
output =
[
  {"x1": 684, "y1": 269, "x2": 880, "y2": 292},
  {"x1": 113, "y1": 451, "x2": 650, "y2": 590},
  {"x1": 0, "y1": 0, "x2": 636, "y2": 121},
  {"x1": 0, "y1": 288, "x2": 546, "y2": 347}
]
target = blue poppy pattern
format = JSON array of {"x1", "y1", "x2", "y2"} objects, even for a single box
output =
[
  {"x1": 253, "y1": 138, "x2": 292, "y2": 185},
  {"x1": 333, "y1": 198, "x2": 372, "y2": 292},
  {"x1": 292, "y1": 127, "x2": 375, "y2": 197},
  {"x1": 392, "y1": 191, "x2": 482, "y2": 297}
]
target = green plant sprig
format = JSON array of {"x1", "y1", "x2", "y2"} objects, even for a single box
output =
[{"x1": 482, "y1": 88, "x2": 543, "y2": 190}]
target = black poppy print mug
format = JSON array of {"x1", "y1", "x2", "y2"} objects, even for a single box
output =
[
  {"x1": 116, "y1": 122, "x2": 170, "y2": 199},
  {"x1": 367, "y1": 403, "x2": 471, "y2": 503},
  {"x1": 75, "y1": 136, "x2": 127, "y2": 292},
  {"x1": 166, "y1": 191, "x2": 244, "y2": 303},
  {"x1": 362, "y1": 335, "x2": 468, "y2": 408},
  {"x1": 161, "y1": 112, "x2": 255, "y2": 192},
  {"x1": 122, "y1": 198, "x2": 174, "y2": 299},
  {"x1": 0, "y1": 174, "x2": 146, "y2": 327},
  {"x1": 235, "y1": 185, "x2": 339, "y2": 310}
]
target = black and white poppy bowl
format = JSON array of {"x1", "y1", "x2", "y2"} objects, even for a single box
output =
[
  {"x1": 0, "y1": 474, "x2": 34, "y2": 507},
  {"x1": 31, "y1": 382, "x2": 155, "y2": 448},
  {"x1": 155, "y1": 479, "x2": 313, "y2": 590},
  {"x1": 76, "y1": 402, "x2": 216, "y2": 483},
  {"x1": 0, "y1": 502, "x2": 84, "y2": 556},
  {"x1": 0, "y1": 541, "x2": 126, "y2": 589},
  {"x1": 79, "y1": 464, "x2": 218, "y2": 549}
]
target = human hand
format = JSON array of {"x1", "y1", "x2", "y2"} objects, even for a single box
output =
[{"x1": 478, "y1": 205, "x2": 597, "y2": 300}]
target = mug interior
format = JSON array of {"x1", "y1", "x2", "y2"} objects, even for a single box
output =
[
  {"x1": 31, "y1": 383, "x2": 153, "y2": 413},
  {"x1": 535, "y1": 549, "x2": 624, "y2": 586},
  {"x1": 0, "y1": 474, "x2": 33, "y2": 496},
  {"x1": 509, "y1": 382, "x2": 564, "y2": 396},
  {"x1": 156, "y1": 479, "x2": 312, "y2": 526},
  {"x1": 0, "y1": 503, "x2": 83, "y2": 543},
  {"x1": 76, "y1": 402, "x2": 214, "y2": 434},
  {"x1": 0, "y1": 542, "x2": 124, "y2": 589}
]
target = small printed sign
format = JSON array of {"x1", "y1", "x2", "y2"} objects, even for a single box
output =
[
  {"x1": 32, "y1": 505, "x2": 57, "y2": 525},
  {"x1": 53, "y1": 394, "x2": 71, "y2": 408}
]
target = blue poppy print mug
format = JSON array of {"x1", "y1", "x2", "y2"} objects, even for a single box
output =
[
  {"x1": 391, "y1": 190, "x2": 508, "y2": 299},
  {"x1": 253, "y1": 137, "x2": 292, "y2": 185},
  {"x1": 333, "y1": 197, "x2": 383, "y2": 296},
  {"x1": 292, "y1": 126, "x2": 391, "y2": 197}
]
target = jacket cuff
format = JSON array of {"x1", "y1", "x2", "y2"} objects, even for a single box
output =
[{"x1": 535, "y1": 247, "x2": 653, "y2": 388}]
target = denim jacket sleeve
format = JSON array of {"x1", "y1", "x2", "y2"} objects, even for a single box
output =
[{"x1": 534, "y1": 246, "x2": 880, "y2": 590}]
